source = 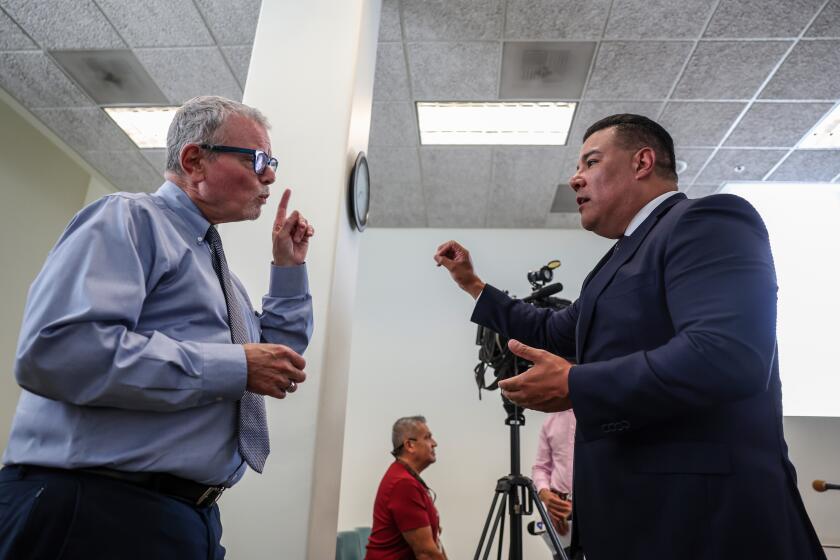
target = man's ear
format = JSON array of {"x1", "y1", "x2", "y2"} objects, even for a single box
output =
[
  {"x1": 180, "y1": 144, "x2": 206, "y2": 181},
  {"x1": 633, "y1": 147, "x2": 656, "y2": 180}
]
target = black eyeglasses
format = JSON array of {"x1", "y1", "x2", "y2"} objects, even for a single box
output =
[{"x1": 200, "y1": 144, "x2": 278, "y2": 175}]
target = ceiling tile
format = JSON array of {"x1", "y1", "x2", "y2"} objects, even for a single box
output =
[
  {"x1": 695, "y1": 148, "x2": 787, "y2": 183},
  {"x1": 367, "y1": 146, "x2": 421, "y2": 184},
  {"x1": 605, "y1": 0, "x2": 715, "y2": 39},
  {"x1": 488, "y1": 147, "x2": 567, "y2": 227},
  {"x1": 134, "y1": 47, "x2": 242, "y2": 104},
  {"x1": 675, "y1": 148, "x2": 714, "y2": 185},
  {"x1": 33, "y1": 107, "x2": 135, "y2": 152},
  {"x1": 545, "y1": 212, "x2": 582, "y2": 228},
  {"x1": 505, "y1": 0, "x2": 611, "y2": 40},
  {"x1": 768, "y1": 150, "x2": 840, "y2": 181},
  {"x1": 806, "y1": 0, "x2": 840, "y2": 37},
  {"x1": 725, "y1": 102, "x2": 834, "y2": 147},
  {"x1": 140, "y1": 148, "x2": 167, "y2": 173},
  {"x1": 369, "y1": 102, "x2": 418, "y2": 147},
  {"x1": 367, "y1": 145, "x2": 425, "y2": 226},
  {"x1": 585, "y1": 41, "x2": 693, "y2": 100},
  {"x1": 0, "y1": 52, "x2": 93, "y2": 108},
  {"x1": 672, "y1": 41, "x2": 791, "y2": 100},
  {"x1": 373, "y1": 42, "x2": 410, "y2": 101},
  {"x1": 0, "y1": 7, "x2": 36, "y2": 49},
  {"x1": 83, "y1": 150, "x2": 162, "y2": 193},
  {"x1": 193, "y1": 0, "x2": 260, "y2": 45},
  {"x1": 421, "y1": 147, "x2": 492, "y2": 227},
  {"x1": 659, "y1": 101, "x2": 746, "y2": 146},
  {"x1": 96, "y1": 0, "x2": 213, "y2": 47},
  {"x1": 1, "y1": 0, "x2": 124, "y2": 49},
  {"x1": 221, "y1": 46, "x2": 252, "y2": 88},
  {"x1": 704, "y1": 0, "x2": 825, "y2": 38},
  {"x1": 403, "y1": 0, "x2": 503, "y2": 41},
  {"x1": 760, "y1": 40, "x2": 840, "y2": 100},
  {"x1": 567, "y1": 101, "x2": 664, "y2": 151},
  {"x1": 407, "y1": 42, "x2": 500, "y2": 100},
  {"x1": 684, "y1": 183, "x2": 723, "y2": 198},
  {"x1": 378, "y1": 0, "x2": 401, "y2": 42}
]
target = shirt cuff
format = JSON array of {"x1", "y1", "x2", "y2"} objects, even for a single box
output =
[
  {"x1": 201, "y1": 342, "x2": 248, "y2": 401},
  {"x1": 269, "y1": 263, "x2": 309, "y2": 297}
]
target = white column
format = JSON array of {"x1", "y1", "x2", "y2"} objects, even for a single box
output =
[{"x1": 220, "y1": 1, "x2": 380, "y2": 558}]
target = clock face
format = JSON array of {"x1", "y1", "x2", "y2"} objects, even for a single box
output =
[{"x1": 351, "y1": 153, "x2": 370, "y2": 231}]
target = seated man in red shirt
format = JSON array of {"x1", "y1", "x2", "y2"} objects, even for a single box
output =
[{"x1": 366, "y1": 416, "x2": 446, "y2": 560}]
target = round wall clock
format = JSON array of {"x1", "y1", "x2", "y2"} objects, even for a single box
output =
[{"x1": 349, "y1": 152, "x2": 370, "y2": 231}]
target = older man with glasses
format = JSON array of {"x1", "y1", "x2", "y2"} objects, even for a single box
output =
[
  {"x1": 366, "y1": 416, "x2": 447, "y2": 560},
  {"x1": 0, "y1": 96, "x2": 314, "y2": 559}
]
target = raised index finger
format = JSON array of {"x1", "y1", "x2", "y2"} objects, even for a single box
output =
[{"x1": 275, "y1": 188, "x2": 292, "y2": 228}]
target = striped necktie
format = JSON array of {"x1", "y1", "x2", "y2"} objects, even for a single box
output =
[{"x1": 205, "y1": 225, "x2": 270, "y2": 473}]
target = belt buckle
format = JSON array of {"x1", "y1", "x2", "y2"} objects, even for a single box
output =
[{"x1": 196, "y1": 486, "x2": 225, "y2": 507}]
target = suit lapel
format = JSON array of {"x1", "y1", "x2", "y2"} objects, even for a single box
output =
[{"x1": 575, "y1": 193, "x2": 686, "y2": 361}]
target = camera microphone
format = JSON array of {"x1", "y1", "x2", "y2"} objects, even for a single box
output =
[
  {"x1": 523, "y1": 283, "x2": 564, "y2": 303},
  {"x1": 813, "y1": 480, "x2": 840, "y2": 492}
]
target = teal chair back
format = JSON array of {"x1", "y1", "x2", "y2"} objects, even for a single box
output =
[
  {"x1": 354, "y1": 526, "x2": 372, "y2": 558},
  {"x1": 335, "y1": 530, "x2": 362, "y2": 560}
]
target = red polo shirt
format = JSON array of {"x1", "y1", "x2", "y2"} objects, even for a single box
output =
[{"x1": 365, "y1": 461, "x2": 440, "y2": 560}]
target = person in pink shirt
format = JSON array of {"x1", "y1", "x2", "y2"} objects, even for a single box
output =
[{"x1": 532, "y1": 410, "x2": 576, "y2": 536}]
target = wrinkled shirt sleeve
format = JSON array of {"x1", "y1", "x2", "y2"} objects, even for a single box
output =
[{"x1": 16, "y1": 196, "x2": 247, "y2": 411}]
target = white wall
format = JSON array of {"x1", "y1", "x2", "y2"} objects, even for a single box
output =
[
  {"x1": 338, "y1": 227, "x2": 612, "y2": 560},
  {"x1": 339, "y1": 228, "x2": 840, "y2": 559},
  {"x1": 785, "y1": 416, "x2": 840, "y2": 549},
  {"x1": 222, "y1": 1, "x2": 380, "y2": 558},
  {"x1": 0, "y1": 96, "x2": 96, "y2": 452}
]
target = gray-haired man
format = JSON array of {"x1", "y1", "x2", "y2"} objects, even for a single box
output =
[
  {"x1": 0, "y1": 96, "x2": 314, "y2": 559},
  {"x1": 366, "y1": 416, "x2": 447, "y2": 560}
]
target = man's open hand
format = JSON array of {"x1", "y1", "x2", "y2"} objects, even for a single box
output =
[{"x1": 498, "y1": 340, "x2": 573, "y2": 412}]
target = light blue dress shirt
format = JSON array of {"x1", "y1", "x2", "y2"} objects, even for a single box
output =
[{"x1": 3, "y1": 181, "x2": 313, "y2": 486}]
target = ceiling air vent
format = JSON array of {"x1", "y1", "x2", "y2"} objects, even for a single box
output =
[
  {"x1": 50, "y1": 49, "x2": 168, "y2": 106},
  {"x1": 500, "y1": 41, "x2": 596, "y2": 100}
]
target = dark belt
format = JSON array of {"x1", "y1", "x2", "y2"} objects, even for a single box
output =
[{"x1": 16, "y1": 465, "x2": 226, "y2": 508}]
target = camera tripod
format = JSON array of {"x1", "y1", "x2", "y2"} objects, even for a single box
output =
[{"x1": 474, "y1": 398, "x2": 568, "y2": 560}]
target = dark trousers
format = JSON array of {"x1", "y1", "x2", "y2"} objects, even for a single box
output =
[{"x1": 0, "y1": 465, "x2": 225, "y2": 560}]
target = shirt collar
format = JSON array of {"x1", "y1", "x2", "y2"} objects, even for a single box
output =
[
  {"x1": 624, "y1": 190, "x2": 680, "y2": 237},
  {"x1": 155, "y1": 180, "x2": 212, "y2": 241}
]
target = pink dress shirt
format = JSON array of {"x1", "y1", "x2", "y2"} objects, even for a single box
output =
[{"x1": 531, "y1": 410, "x2": 576, "y2": 495}]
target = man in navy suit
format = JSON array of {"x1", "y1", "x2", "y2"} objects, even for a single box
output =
[{"x1": 434, "y1": 114, "x2": 824, "y2": 559}]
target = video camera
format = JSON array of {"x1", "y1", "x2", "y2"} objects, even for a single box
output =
[{"x1": 473, "y1": 259, "x2": 571, "y2": 399}]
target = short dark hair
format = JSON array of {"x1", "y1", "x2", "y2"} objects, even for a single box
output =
[{"x1": 583, "y1": 114, "x2": 677, "y2": 182}]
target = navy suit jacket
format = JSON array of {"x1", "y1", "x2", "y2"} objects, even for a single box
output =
[{"x1": 472, "y1": 193, "x2": 824, "y2": 559}]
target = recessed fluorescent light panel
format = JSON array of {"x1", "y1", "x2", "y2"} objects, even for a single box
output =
[
  {"x1": 105, "y1": 106, "x2": 177, "y2": 148},
  {"x1": 416, "y1": 101, "x2": 576, "y2": 146},
  {"x1": 798, "y1": 104, "x2": 840, "y2": 149}
]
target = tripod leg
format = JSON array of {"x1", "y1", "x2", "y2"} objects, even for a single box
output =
[
  {"x1": 527, "y1": 480, "x2": 569, "y2": 560},
  {"x1": 474, "y1": 491, "x2": 502, "y2": 560},
  {"x1": 496, "y1": 504, "x2": 505, "y2": 560},
  {"x1": 481, "y1": 493, "x2": 507, "y2": 560}
]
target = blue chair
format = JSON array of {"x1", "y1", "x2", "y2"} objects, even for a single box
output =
[
  {"x1": 335, "y1": 530, "x2": 362, "y2": 560},
  {"x1": 354, "y1": 526, "x2": 372, "y2": 558}
]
